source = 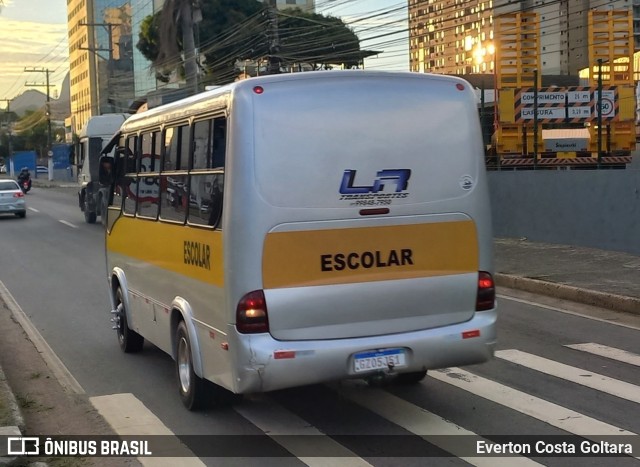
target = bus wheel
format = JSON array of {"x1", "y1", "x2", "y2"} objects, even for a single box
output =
[
  {"x1": 395, "y1": 370, "x2": 427, "y2": 385},
  {"x1": 176, "y1": 321, "x2": 207, "y2": 410},
  {"x1": 115, "y1": 288, "x2": 144, "y2": 353}
]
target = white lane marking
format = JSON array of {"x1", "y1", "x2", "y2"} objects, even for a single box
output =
[
  {"x1": 0, "y1": 280, "x2": 84, "y2": 395},
  {"x1": 235, "y1": 396, "x2": 372, "y2": 466},
  {"x1": 431, "y1": 368, "x2": 636, "y2": 436},
  {"x1": 334, "y1": 382, "x2": 541, "y2": 466},
  {"x1": 498, "y1": 294, "x2": 640, "y2": 331},
  {"x1": 59, "y1": 220, "x2": 78, "y2": 229},
  {"x1": 565, "y1": 343, "x2": 640, "y2": 367},
  {"x1": 28, "y1": 207, "x2": 39, "y2": 212},
  {"x1": 496, "y1": 349, "x2": 640, "y2": 404},
  {"x1": 90, "y1": 393, "x2": 204, "y2": 466}
]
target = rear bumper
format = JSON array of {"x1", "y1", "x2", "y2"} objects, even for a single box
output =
[
  {"x1": 0, "y1": 203, "x2": 26, "y2": 214},
  {"x1": 231, "y1": 309, "x2": 497, "y2": 393}
]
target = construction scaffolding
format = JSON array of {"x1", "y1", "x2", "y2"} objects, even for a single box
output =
[{"x1": 488, "y1": 10, "x2": 636, "y2": 169}]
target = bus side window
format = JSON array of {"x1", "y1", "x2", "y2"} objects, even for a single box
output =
[
  {"x1": 160, "y1": 125, "x2": 189, "y2": 224},
  {"x1": 212, "y1": 118, "x2": 226, "y2": 169},
  {"x1": 137, "y1": 131, "x2": 161, "y2": 220},
  {"x1": 122, "y1": 136, "x2": 138, "y2": 216},
  {"x1": 110, "y1": 136, "x2": 127, "y2": 210},
  {"x1": 189, "y1": 117, "x2": 225, "y2": 228}
]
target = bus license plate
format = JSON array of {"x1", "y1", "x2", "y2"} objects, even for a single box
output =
[{"x1": 353, "y1": 349, "x2": 406, "y2": 373}]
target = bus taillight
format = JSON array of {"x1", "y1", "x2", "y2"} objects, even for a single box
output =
[
  {"x1": 476, "y1": 271, "x2": 495, "y2": 311},
  {"x1": 236, "y1": 290, "x2": 269, "y2": 334}
]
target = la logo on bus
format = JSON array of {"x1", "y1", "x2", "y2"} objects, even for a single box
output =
[
  {"x1": 339, "y1": 169, "x2": 411, "y2": 194},
  {"x1": 338, "y1": 169, "x2": 411, "y2": 205}
]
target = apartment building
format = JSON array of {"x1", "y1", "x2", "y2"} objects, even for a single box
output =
[
  {"x1": 67, "y1": 0, "x2": 316, "y2": 133},
  {"x1": 409, "y1": 0, "x2": 640, "y2": 77},
  {"x1": 67, "y1": 0, "x2": 140, "y2": 134}
]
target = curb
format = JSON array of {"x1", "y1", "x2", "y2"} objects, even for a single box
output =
[
  {"x1": 495, "y1": 273, "x2": 640, "y2": 316},
  {"x1": 30, "y1": 181, "x2": 77, "y2": 189},
  {"x1": 0, "y1": 367, "x2": 25, "y2": 466},
  {"x1": 0, "y1": 367, "x2": 24, "y2": 434}
]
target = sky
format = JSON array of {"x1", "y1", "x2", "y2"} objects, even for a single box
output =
[
  {"x1": 0, "y1": 0, "x2": 409, "y2": 109},
  {"x1": 316, "y1": 0, "x2": 409, "y2": 72},
  {"x1": 0, "y1": 0, "x2": 69, "y2": 105}
]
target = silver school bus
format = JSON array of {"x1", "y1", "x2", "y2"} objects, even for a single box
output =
[{"x1": 100, "y1": 71, "x2": 497, "y2": 410}]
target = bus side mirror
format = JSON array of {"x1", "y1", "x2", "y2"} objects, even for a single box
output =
[{"x1": 99, "y1": 156, "x2": 115, "y2": 185}]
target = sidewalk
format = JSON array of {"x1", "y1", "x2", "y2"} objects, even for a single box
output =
[
  {"x1": 494, "y1": 237, "x2": 640, "y2": 315},
  {"x1": 1, "y1": 177, "x2": 640, "y2": 462}
]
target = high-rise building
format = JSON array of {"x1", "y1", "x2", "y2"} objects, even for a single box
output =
[
  {"x1": 132, "y1": 0, "x2": 163, "y2": 99},
  {"x1": 409, "y1": 0, "x2": 640, "y2": 77},
  {"x1": 67, "y1": 0, "x2": 316, "y2": 133},
  {"x1": 67, "y1": 0, "x2": 137, "y2": 134}
]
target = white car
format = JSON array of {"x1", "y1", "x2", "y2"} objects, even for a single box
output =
[{"x1": 0, "y1": 179, "x2": 26, "y2": 218}]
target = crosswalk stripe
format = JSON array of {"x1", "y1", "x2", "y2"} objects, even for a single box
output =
[
  {"x1": 431, "y1": 368, "x2": 636, "y2": 437},
  {"x1": 565, "y1": 343, "x2": 640, "y2": 367},
  {"x1": 495, "y1": 349, "x2": 640, "y2": 404},
  {"x1": 235, "y1": 395, "x2": 371, "y2": 466},
  {"x1": 335, "y1": 381, "x2": 541, "y2": 466},
  {"x1": 90, "y1": 393, "x2": 204, "y2": 466}
]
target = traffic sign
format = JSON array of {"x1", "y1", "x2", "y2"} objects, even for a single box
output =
[{"x1": 595, "y1": 90, "x2": 615, "y2": 118}]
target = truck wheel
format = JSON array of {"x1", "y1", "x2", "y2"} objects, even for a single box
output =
[
  {"x1": 99, "y1": 194, "x2": 108, "y2": 226},
  {"x1": 84, "y1": 210, "x2": 97, "y2": 224},
  {"x1": 114, "y1": 288, "x2": 144, "y2": 353},
  {"x1": 176, "y1": 321, "x2": 207, "y2": 410}
]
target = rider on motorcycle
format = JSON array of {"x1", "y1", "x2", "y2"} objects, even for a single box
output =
[{"x1": 17, "y1": 167, "x2": 32, "y2": 192}]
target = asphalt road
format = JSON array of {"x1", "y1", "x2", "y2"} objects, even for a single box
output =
[{"x1": 1, "y1": 185, "x2": 639, "y2": 466}]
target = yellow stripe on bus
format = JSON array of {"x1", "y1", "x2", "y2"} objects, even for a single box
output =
[
  {"x1": 262, "y1": 221, "x2": 478, "y2": 289},
  {"x1": 107, "y1": 216, "x2": 224, "y2": 286}
]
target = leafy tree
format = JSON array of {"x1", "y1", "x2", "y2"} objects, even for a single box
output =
[
  {"x1": 137, "y1": 1, "x2": 367, "y2": 86},
  {"x1": 139, "y1": 0, "x2": 263, "y2": 85},
  {"x1": 277, "y1": 10, "x2": 364, "y2": 69},
  {"x1": 11, "y1": 110, "x2": 62, "y2": 155},
  {"x1": 0, "y1": 111, "x2": 18, "y2": 159},
  {"x1": 153, "y1": 0, "x2": 201, "y2": 92}
]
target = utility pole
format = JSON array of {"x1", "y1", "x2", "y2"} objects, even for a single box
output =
[
  {"x1": 80, "y1": 22, "x2": 116, "y2": 113},
  {"x1": 266, "y1": 0, "x2": 281, "y2": 74},
  {"x1": 597, "y1": 59, "x2": 603, "y2": 170},
  {"x1": 180, "y1": 1, "x2": 202, "y2": 95},
  {"x1": 24, "y1": 67, "x2": 53, "y2": 152},
  {"x1": 533, "y1": 69, "x2": 538, "y2": 170},
  {"x1": 1, "y1": 99, "x2": 13, "y2": 174}
]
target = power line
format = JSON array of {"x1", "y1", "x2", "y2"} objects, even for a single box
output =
[{"x1": 24, "y1": 67, "x2": 53, "y2": 150}]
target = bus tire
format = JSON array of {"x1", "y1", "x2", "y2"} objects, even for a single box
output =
[
  {"x1": 115, "y1": 288, "x2": 144, "y2": 353},
  {"x1": 176, "y1": 320, "x2": 207, "y2": 411},
  {"x1": 395, "y1": 370, "x2": 427, "y2": 385}
]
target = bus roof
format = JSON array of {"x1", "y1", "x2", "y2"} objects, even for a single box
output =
[{"x1": 121, "y1": 70, "x2": 469, "y2": 133}]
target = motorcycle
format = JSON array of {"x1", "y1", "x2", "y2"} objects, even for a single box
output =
[{"x1": 17, "y1": 174, "x2": 32, "y2": 194}]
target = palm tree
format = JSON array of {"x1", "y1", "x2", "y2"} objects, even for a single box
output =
[{"x1": 156, "y1": 0, "x2": 200, "y2": 94}]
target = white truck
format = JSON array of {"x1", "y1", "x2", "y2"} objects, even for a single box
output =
[{"x1": 77, "y1": 114, "x2": 129, "y2": 223}]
